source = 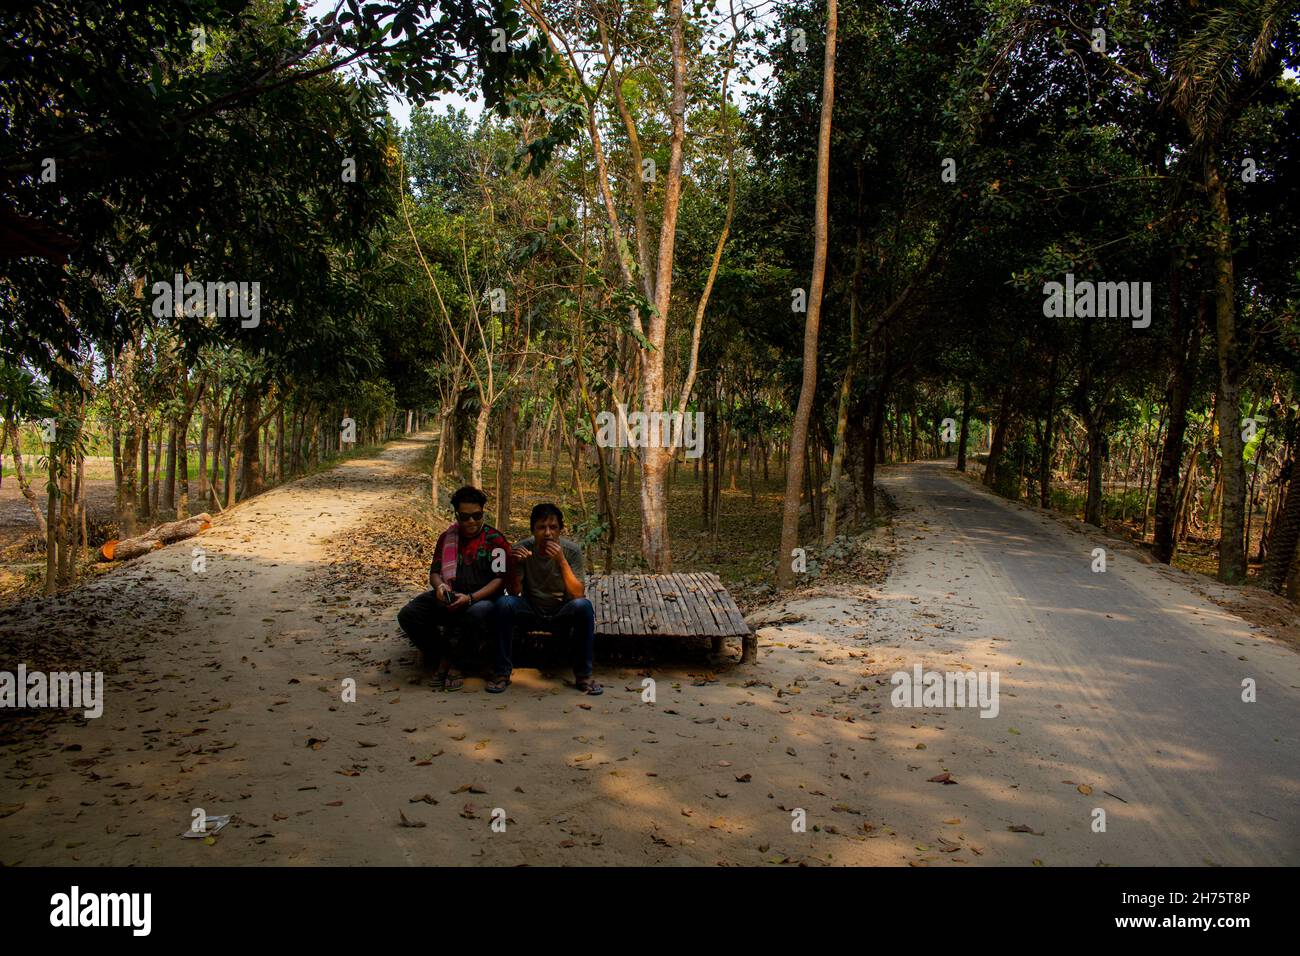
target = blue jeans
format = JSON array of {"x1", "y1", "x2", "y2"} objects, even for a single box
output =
[{"x1": 494, "y1": 595, "x2": 596, "y2": 679}]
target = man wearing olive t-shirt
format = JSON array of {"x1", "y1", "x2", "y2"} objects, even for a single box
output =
[{"x1": 489, "y1": 503, "x2": 601, "y2": 696}]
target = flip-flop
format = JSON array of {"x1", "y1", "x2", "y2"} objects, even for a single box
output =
[
  {"x1": 575, "y1": 676, "x2": 603, "y2": 696},
  {"x1": 442, "y1": 669, "x2": 464, "y2": 692},
  {"x1": 485, "y1": 675, "x2": 511, "y2": 694}
]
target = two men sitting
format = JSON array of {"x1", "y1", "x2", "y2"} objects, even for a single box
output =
[{"x1": 396, "y1": 485, "x2": 602, "y2": 696}]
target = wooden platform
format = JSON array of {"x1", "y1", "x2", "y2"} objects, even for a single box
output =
[{"x1": 587, "y1": 572, "x2": 756, "y2": 662}]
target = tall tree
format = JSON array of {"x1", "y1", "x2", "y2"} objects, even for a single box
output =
[{"x1": 778, "y1": 0, "x2": 836, "y2": 589}]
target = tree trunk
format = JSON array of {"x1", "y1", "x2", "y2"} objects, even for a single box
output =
[
  {"x1": 239, "y1": 386, "x2": 263, "y2": 500},
  {"x1": 163, "y1": 421, "x2": 177, "y2": 513},
  {"x1": 778, "y1": 0, "x2": 836, "y2": 588},
  {"x1": 548, "y1": 401, "x2": 563, "y2": 488},
  {"x1": 710, "y1": 392, "x2": 723, "y2": 539},
  {"x1": 150, "y1": 424, "x2": 162, "y2": 510},
  {"x1": 211, "y1": 411, "x2": 224, "y2": 504},
  {"x1": 223, "y1": 409, "x2": 236, "y2": 507},
  {"x1": 430, "y1": 402, "x2": 451, "y2": 507},
  {"x1": 909, "y1": 404, "x2": 919, "y2": 462},
  {"x1": 1084, "y1": 417, "x2": 1105, "y2": 527},
  {"x1": 1175, "y1": 427, "x2": 1206, "y2": 545},
  {"x1": 956, "y1": 382, "x2": 971, "y2": 472},
  {"x1": 701, "y1": 395, "x2": 712, "y2": 528},
  {"x1": 122, "y1": 423, "x2": 139, "y2": 536},
  {"x1": 76, "y1": 444, "x2": 87, "y2": 570},
  {"x1": 198, "y1": 413, "x2": 209, "y2": 504},
  {"x1": 471, "y1": 398, "x2": 490, "y2": 491},
  {"x1": 984, "y1": 391, "x2": 1011, "y2": 488},
  {"x1": 58, "y1": 449, "x2": 73, "y2": 586},
  {"x1": 1154, "y1": 283, "x2": 1203, "y2": 563},
  {"x1": 636, "y1": 0, "x2": 690, "y2": 573},
  {"x1": 825, "y1": 205, "x2": 863, "y2": 543},
  {"x1": 176, "y1": 413, "x2": 190, "y2": 520},
  {"x1": 1039, "y1": 352, "x2": 1058, "y2": 508},
  {"x1": 1262, "y1": 466, "x2": 1299, "y2": 594},
  {"x1": 1205, "y1": 146, "x2": 1246, "y2": 583},
  {"x1": 859, "y1": 392, "x2": 885, "y2": 520},
  {"x1": 111, "y1": 423, "x2": 123, "y2": 515},
  {"x1": 138, "y1": 420, "x2": 151, "y2": 521},
  {"x1": 278, "y1": 405, "x2": 286, "y2": 483},
  {"x1": 7, "y1": 420, "x2": 47, "y2": 534},
  {"x1": 497, "y1": 392, "x2": 519, "y2": 529},
  {"x1": 44, "y1": 448, "x2": 57, "y2": 594}
]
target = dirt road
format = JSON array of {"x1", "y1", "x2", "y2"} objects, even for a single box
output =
[{"x1": 1, "y1": 442, "x2": 1295, "y2": 866}]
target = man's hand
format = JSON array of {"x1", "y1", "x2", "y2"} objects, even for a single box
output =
[
  {"x1": 542, "y1": 540, "x2": 564, "y2": 562},
  {"x1": 447, "y1": 592, "x2": 471, "y2": 613},
  {"x1": 511, "y1": 545, "x2": 533, "y2": 562},
  {"x1": 435, "y1": 581, "x2": 450, "y2": 600}
]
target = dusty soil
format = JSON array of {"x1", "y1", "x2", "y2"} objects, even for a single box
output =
[{"x1": 1, "y1": 440, "x2": 1294, "y2": 866}]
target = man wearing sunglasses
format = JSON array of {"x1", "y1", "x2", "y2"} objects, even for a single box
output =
[{"x1": 397, "y1": 485, "x2": 508, "y2": 691}]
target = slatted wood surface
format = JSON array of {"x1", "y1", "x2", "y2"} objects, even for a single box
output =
[{"x1": 587, "y1": 573, "x2": 750, "y2": 638}]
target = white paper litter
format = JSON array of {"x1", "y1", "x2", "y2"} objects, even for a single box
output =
[{"x1": 181, "y1": 814, "x2": 232, "y2": 838}]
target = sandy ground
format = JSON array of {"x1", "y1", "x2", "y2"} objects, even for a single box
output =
[{"x1": 1, "y1": 440, "x2": 1295, "y2": 866}]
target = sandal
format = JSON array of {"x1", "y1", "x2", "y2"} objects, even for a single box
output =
[
  {"x1": 442, "y1": 668, "x2": 464, "y2": 692},
  {"x1": 485, "y1": 675, "x2": 511, "y2": 694},
  {"x1": 575, "y1": 676, "x2": 603, "y2": 696}
]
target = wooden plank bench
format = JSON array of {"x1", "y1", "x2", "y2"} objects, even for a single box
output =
[{"x1": 584, "y1": 572, "x2": 756, "y2": 663}]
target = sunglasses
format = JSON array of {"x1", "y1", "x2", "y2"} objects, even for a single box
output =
[{"x1": 455, "y1": 510, "x2": 485, "y2": 522}]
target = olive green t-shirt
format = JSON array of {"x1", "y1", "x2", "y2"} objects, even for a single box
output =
[{"x1": 515, "y1": 536, "x2": 584, "y2": 615}]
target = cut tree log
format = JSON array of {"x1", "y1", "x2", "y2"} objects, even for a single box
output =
[{"x1": 101, "y1": 513, "x2": 212, "y2": 562}]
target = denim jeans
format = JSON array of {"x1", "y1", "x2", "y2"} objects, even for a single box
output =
[
  {"x1": 494, "y1": 595, "x2": 596, "y2": 678},
  {"x1": 398, "y1": 589, "x2": 496, "y2": 664}
]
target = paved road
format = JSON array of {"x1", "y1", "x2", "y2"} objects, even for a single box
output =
[{"x1": 870, "y1": 460, "x2": 1300, "y2": 865}]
